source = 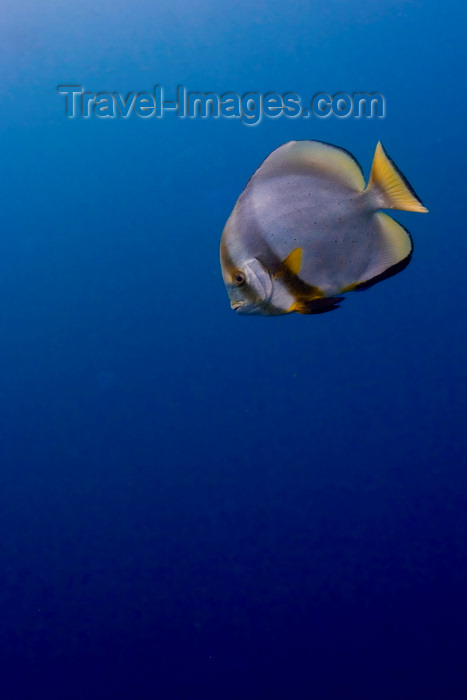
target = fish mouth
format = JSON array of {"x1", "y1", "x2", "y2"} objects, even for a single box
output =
[
  {"x1": 230, "y1": 301, "x2": 245, "y2": 312},
  {"x1": 231, "y1": 300, "x2": 264, "y2": 315}
]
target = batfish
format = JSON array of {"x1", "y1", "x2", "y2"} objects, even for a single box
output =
[{"x1": 220, "y1": 140, "x2": 427, "y2": 315}]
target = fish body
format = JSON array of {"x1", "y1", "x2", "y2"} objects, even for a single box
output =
[{"x1": 220, "y1": 140, "x2": 427, "y2": 315}]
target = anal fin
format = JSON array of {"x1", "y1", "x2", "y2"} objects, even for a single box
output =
[{"x1": 348, "y1": 213, "x2": 413, "y2": 291}]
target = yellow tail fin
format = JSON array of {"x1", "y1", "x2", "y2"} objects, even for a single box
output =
[{"x1": 367, "y1": 142, "x2": 428, "y2": 213}]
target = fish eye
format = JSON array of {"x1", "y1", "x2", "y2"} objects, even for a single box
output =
[{"x1": 232, "y1": 271, "x2": 246, "y2": 287}]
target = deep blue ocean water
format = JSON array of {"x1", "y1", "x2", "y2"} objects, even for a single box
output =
[{"x1": 1, "y1": 1, "x2": 466, "y2": 698}]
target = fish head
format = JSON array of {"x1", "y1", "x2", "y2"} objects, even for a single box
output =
[{"x1": 221, "y1": 254, "x2": 273, "y2": 315}]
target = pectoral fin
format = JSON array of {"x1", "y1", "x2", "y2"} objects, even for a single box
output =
[{"x1": 274, "y1": 247, "x2": 303, "y2": 278}]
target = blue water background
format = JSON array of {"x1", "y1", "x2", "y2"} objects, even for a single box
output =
[{"x1": 0, "y1": 1, "x2": 466, "y2": 698}]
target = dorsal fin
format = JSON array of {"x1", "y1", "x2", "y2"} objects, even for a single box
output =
[{"x1": 252, "y1": 140, "x2": 366, "y2": 192}]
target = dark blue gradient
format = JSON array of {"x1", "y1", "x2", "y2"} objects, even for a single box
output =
[{"x1": 0, "y1": 2, "x2": 465, "y2": 698}]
